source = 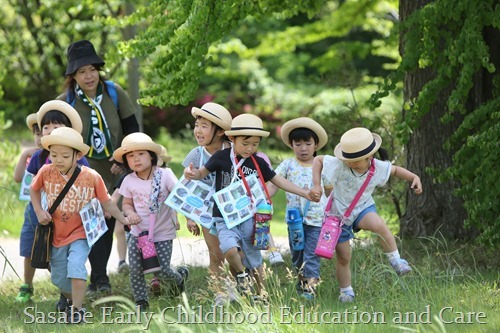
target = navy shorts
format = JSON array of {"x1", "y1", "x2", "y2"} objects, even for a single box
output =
[{"x1": 20, "y1": 203, "x2": 39, "y2": 257}]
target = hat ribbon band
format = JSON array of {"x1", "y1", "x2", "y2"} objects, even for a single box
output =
[
  {"x1": 230, "y1": 126, "x2": 266, "y2": 131},
  {"x1": 342, "y1": 140, "x2": 376, "y2": 159},
  {"x1": 201, "y1": 108, "x2": 222, "y2": 120}
]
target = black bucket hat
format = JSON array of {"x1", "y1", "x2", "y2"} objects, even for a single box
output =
[{"x1": 65, "y1": 40, "x2": 105, "y2": 76}]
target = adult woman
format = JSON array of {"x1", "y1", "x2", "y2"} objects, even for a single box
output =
[{"x1": 57, "y1": 40, "x2": 140, "y2": 294}]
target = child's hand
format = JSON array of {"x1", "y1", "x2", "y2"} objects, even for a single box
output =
[
  {"x1": 103, "y1": 210, "x2": 112, "y2": 219},
  {"x1": 187, "y1": 219, "x2": 200, "y2": 236},
  {"x1": 36, "y1": 210, "x2": 52, "y2": 225},
  {"x1": 411, "y1": 176, "x2": 423, "y2": 195},
  {"x1": 125, "y1": 212, "x2": 142, "y2": 225},
  {"x1": 184, "y1": 163, "x2": 196, "y2": 180},
  {"x1": 305, "y1": 189, "x2": 320, "y2": 203},
  {"x1": 310, "y1": 185, "x2": 323, "y2": 201}
]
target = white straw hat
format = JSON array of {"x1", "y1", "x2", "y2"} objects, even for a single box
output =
[
  {"x1": 113, "y1": 132, "x2": 163, "y2": 163},
  {"x1": 280, "y1": 117, "x2": 328, "y2": 150},
  {"x1": 41, "y1": 127, "x2": 90, "y2": 155},
  {"x1": 191, "y1": 102, "x2": 232, "y2": 131},
  {"x1": 157, "y1": 145, "x2": 172, "y2": 166},
  {"x1": 37, "y1": 100, "x2": 83, "y2": 134},
  {"x1": 334, "y1": 127, "x2": 382, "y2": 161},
  {"x1": 26, "y1": 113, "x2": 38, "y2": 130},
  {"x1": 225, "y1": 114, "x2": 270, "y2": 137}
]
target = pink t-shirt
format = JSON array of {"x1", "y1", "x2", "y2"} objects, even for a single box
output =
[
  {"x1": 119, "y1": 167, "x2": 178, "y2": 241},
  {"x1": 31, "y1": 165, "x2": 110, "y2": 247}
]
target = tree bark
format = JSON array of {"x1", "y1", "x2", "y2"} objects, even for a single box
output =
[{"x1": 399, "y1": 0, "x2": 469, "y2": 239}]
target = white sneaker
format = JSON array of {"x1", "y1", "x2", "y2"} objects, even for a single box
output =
[{"x1": 268, "y1": 251, "x2": 285, "y2": 266}]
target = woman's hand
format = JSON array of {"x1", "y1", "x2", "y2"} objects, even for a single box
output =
[{"x1": 109, "y1": 157, "x2": 125, "y2": 175}]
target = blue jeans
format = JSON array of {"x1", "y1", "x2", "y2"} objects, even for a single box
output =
[
  {"x1": 20, "y1": 203, "x2": 39, "y2": 257},
  {"x1": 289, "y1": 224, "x2": 321, "y2": 279}
]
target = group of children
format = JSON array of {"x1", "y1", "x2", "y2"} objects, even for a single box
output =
[{"x1": 14, "y1": 99, "x2": 423, "y2": 324}]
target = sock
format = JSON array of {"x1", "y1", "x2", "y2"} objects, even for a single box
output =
[
  {"x1": 340, "y1": 286, "x2": 354, "y2": 295},
  {"x1": 385, "y1": 250, "x2": 400, "y2": 263}
]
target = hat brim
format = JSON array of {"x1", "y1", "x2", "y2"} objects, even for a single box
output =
[
  {"x1": 225, "y1": 129, "x2": 270, "y2": 137},
  {"x1": 191, "y1": 107, "x2": 231, "y2": 131},
  {"x1": 42, "y1": 135, "x2": 90, "y2": 155},
  {"x1": 334, "y1": 133, "x2": 382, "y2": 161},
  {"x1": 65, "y1": 57, "x2": 105, "y2": 76},
  {"x1": 113, "y1": 142, "x2": 163, "y2": 163},
  {"x1": 38, "y1": 101, "x2": 83, "y2": 134},
  {"x1": 280, "y1": 118, "x2": 328, "y2": 150},
  {"x1": 26, "y1": 114, "x2": 38, "y2": 130}
]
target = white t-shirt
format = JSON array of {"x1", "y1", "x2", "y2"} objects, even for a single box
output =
[
  {"x1": 120, "y1": 168, "x2": 179, "y2": 241},
  {"x1": 275, "y1": 158, "x2": 328, "y2": 227},
  {"x1": 322, "y1": 156, "x2": 392, "y2": 226}
]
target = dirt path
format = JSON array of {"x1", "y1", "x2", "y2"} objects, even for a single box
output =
[{"x1": 0, "y1": 236, "x2": 289, "y2": 284}]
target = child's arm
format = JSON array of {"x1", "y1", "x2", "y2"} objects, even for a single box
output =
[
  {"x1": 13, "y1": 147, "x2": 37, "y2": 183},
  {"x1": 184, "y1": 163, "x2": 210, "y2": 180},
  {"x1": 310, "y1": 155, "x2": 325, "y2": 199},
  {"x1": 267, "y1": 182, "x2": 279, "y2": 197},
  {"x1": 121, "y1": 197, "x2": 141, "y2": 223},
  {"x1": 270, "y1": 175, "x2": 317, "y2": 202},
  {"x1": 29, "y1": 187, "x2": 51, "y2": 225},
  {"x1": 391, "y1": 165, "x2": 423, "y2": 195},
  {"x1": 101, "y1": 199, "x2": 140, "y2": 225}
]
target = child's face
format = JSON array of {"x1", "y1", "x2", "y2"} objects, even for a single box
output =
[
  {"x1": 125, "y1": 150, "x2": 153, "y2": 173},
  {"x1": 73, "y1": 65, "x2": 100, "y2": 94},
  {"x1": 33, "y1": 129, "x2": 42, "y2": 148},
  {"x1": 42, "y1": 123, "x2": 66, "y2": 137},
  {"x1": 345, "y1": 157, "x2": 372, "y2": 173},
  {"x1": 292, "y1": 138, "x2": 317, "y2": 163},
  {"x1": 49, "y1": 145, "x2": 81, "y2": 174},
  {"x1": 193, "y1": 117, "x2": 219, "y2": 146},
  {"x1": 230, "y1": 136, "x2": 261, "y2": 158}
]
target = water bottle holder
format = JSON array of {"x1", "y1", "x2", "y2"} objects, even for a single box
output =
[
  {"x1": 315, "y1": 215, "x2": 343, "y2": 259},
  {"x1": 253, "y1": 212, "x2": 271, "y2": 250}
]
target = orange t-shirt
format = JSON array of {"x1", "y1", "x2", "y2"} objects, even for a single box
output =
[{"x1": 31, "y1": 165, "x2": 110, "y2": 247}]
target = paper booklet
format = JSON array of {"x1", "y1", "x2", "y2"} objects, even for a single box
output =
[
  {"x1": 19, "y1": 170, "x2": 34, "y2": 201},
  {"x1": 79, "y1": 198, "x2": 108, "y2": 247}
]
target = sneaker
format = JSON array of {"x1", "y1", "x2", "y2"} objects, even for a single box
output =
[
  {"x1": 268, "y1": 251, "x2": 285, "y2": 267},
  {"x1": 150, "y1": 276, "x2": 161, "y2": 296},
  {"x1": 96, "y1": 278, "x2": 112, "y2": 293},
  {"x1": 390, "y1": 258, "x2": 412, "y2": 276},
  {"x1": 86, "y1": 283, "x2": 97, "y2": 294},
  {"x1": 135, "y1": 299, "x2": 149, "y2": 311},
  {"x1": 339, "y1": 290, "x2": 355, "y2": 303},
  {"x1": 118, "y1": 260, "x2": 129, "y2": 274},
  {"x1": 235, "y1": 272, "x2": 253, "y2": 297},
  {"x1": 67, "y1": 306, "x2": 87, "y2": 324},
  {"x1": 177, "y1": 266, "x2": 189, "y2": 293},
  {"x1": 15, "y1": 284, "x2": 33, "y2": 303},
  {"x1": 56, "y1": 293, "x2": 71, "y2": 312}
]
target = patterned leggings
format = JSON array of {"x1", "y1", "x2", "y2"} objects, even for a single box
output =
[{"x1": 128, "y1": 236, "x2": 182, "y2": 302}]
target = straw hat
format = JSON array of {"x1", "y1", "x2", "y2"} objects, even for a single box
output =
[
  {"x1": 334, "y1": 127, "x2": 382, "y2": 161},
  {"x1": 37, "y1": 100, "x2": 83, "y2": 134},
  {"x1": 157, "y1": 145, "x2": 173, "y2": 166},
  {"x1": 41, "y1": 127, "x2": 90, "y2": 155},
  {"x1": 113, "y1": 132, "x2": 162, "y2": 163},
  {"x1": 280, "y1": 117, "x2": 328, "y2": 150},
  {"x1": 65, "y1": 40, "x2": 105, "y2": 76},
  {"x1": 225, "y1": 114, "x2": 270, "y2": 137},
  {"x1": 191, "y1": 102, "x2": 232, "y2": 131},
  {"x1": 26, "y1": 113, "x2": 38, "y2": 130}
]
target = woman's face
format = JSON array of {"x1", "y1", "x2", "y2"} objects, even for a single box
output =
[{"x1": 73, "y1": 65, "x2": 99, "y2": 95}]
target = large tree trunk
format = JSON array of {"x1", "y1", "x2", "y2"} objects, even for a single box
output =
[{"x1": 399, "y1": 0, "x2": 469, "y2": 239}]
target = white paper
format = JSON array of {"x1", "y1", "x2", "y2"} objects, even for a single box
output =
[
  {"x1": 19, "y1": 170, "x2": 34, "y2": 201},
  {"x1": 79, "y1": 198, "x2": 108, "y2": 247}
]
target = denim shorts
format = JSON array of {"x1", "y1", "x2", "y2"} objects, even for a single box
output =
[
  {"x1": 50, "y1": 239, "x2": 90, "y2": 294},
  {"x1": 215, "y1": 217, "x2": 263, "y2": 270},
  {"x1": 338, "y1": 205, "x2": 377, "y2": 244},
  {"x1": 20, "y1": 203, "x2": 39, "y2": 257}
]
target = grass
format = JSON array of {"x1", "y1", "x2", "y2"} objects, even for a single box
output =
[{"x1": 1, "y1": 128, "x2": 499, "y2": 332}]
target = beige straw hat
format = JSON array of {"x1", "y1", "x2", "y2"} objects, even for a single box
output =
[
  {"x1": 334, "y1": 127, "x2": 382, "y2": 161},
  {"x1": 37, "y1": 100, "x2": 83, "y2": 134},
  {"x1": 280, "y1": 117, "x2": 328, "y2": 150},
  {"x1": 113, "y1": 132, "x2": 162, "y2": 163},
  {"x1": 225, "y1": 114, "x2": 270, "y2": 137},
  {"x1": 191, "y1": 102, "x2": 232, "y2": 131},
  {"x1": 157, "y1": 145, "x2": 173, "y2": 166},
  {"x1": 26, "y1": 113, "x2": 38, "y2": 130},
  {"x1": 41, "y1": 127, "x2": 90, "y2": 155}
]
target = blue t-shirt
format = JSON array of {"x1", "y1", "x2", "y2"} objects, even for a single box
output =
[{"x1": 27, "y1": 149, "x2": 90, "y2": 175}]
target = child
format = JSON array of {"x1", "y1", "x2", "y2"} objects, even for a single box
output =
[
  {"x1": 113, "y1": 133, "x2": 188, "y2": 311},
  {"x1": 184, "y1": 114, "x2": 316, "y2": 301},
  {"x1": 30, "y1": 127, "x2": 137, "y2": 324},
  {"x1": 15, "y1": 101, "x2": 89, "y2": 306},
  {"x1": 267, "y1": 117, "x2": 329, "y2": 300},
  {"x1": 311, "y1": 127, "x2": 423, "y2": 303},
  {"x1": 13, "y1": 113, "x2": 42, "y2": 302}
]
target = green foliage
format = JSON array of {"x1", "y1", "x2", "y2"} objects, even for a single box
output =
[{"x1": 369, "y1": 0, "x2": 500, "y2": 247}]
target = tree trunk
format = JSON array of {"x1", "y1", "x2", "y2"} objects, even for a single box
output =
[{"x1": 399, "y1": 0, "x2": 469, "y2": 239}]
